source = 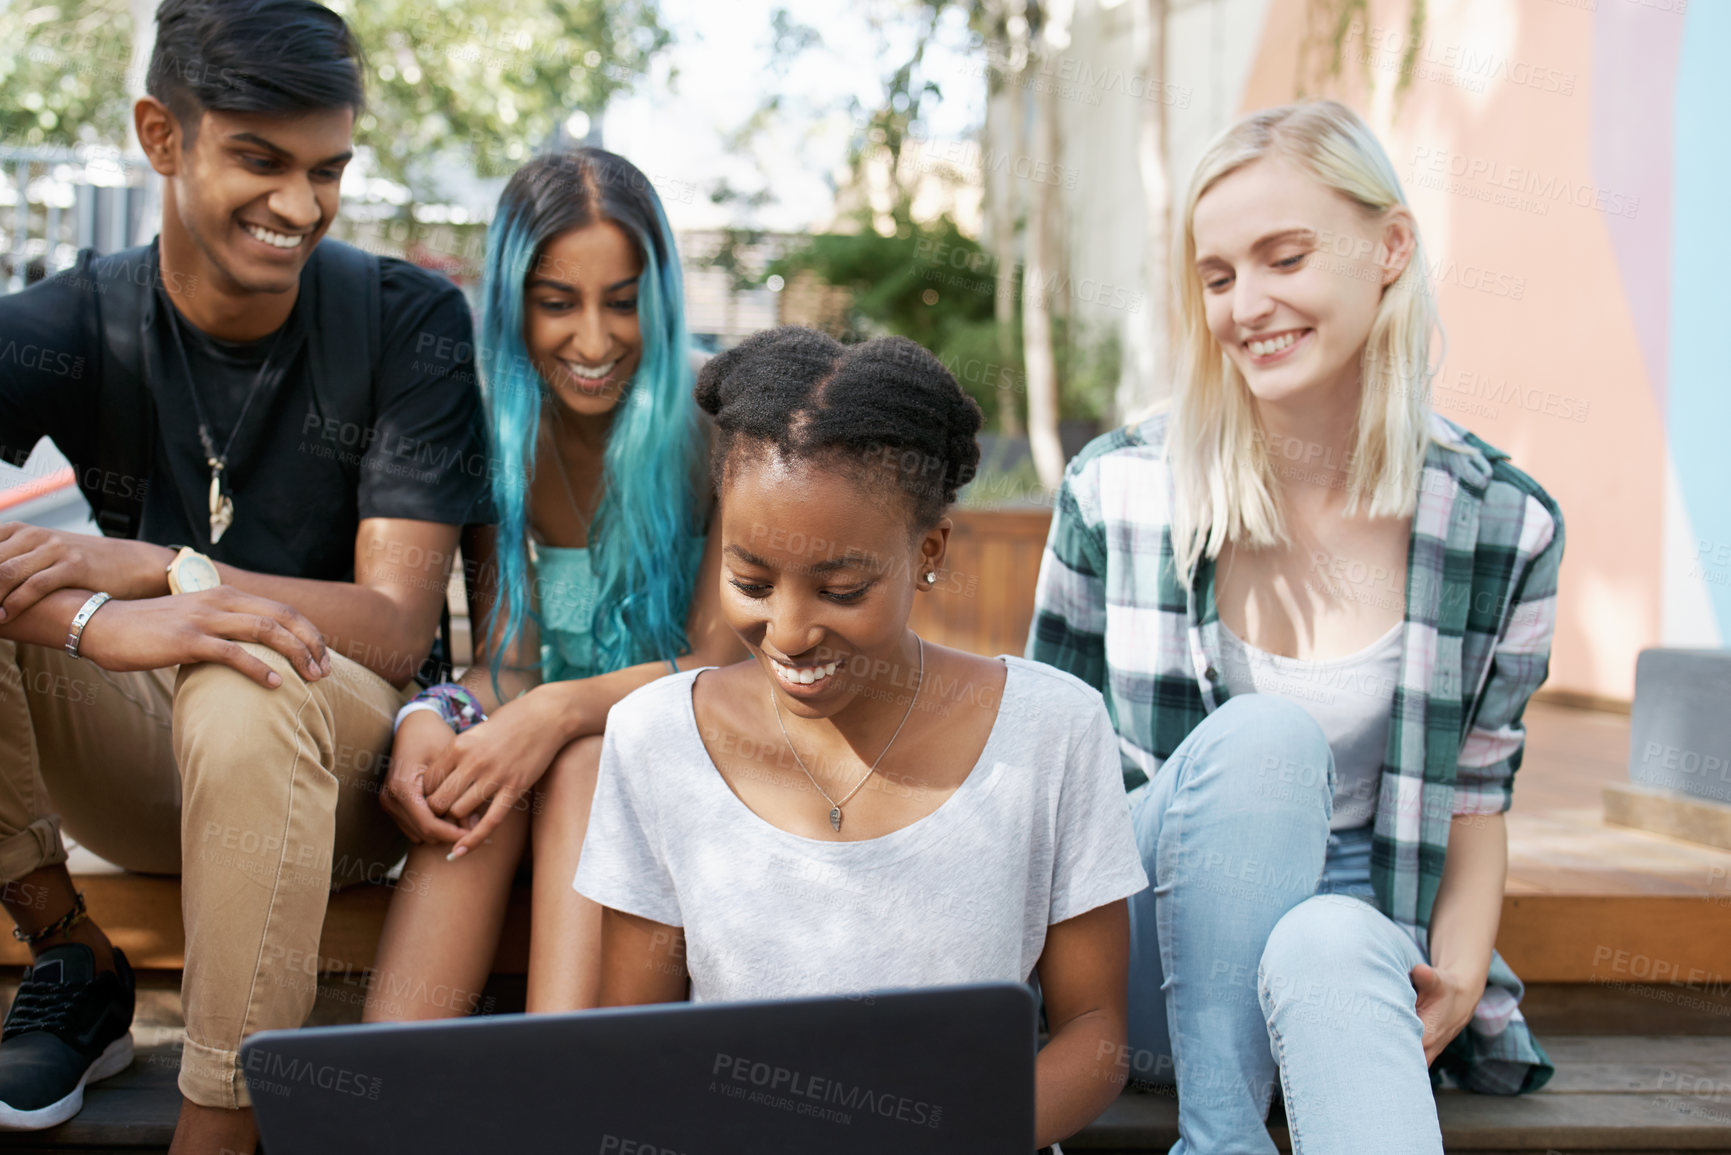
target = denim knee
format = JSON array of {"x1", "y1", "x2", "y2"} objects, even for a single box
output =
[
  {"x1": 1171, "y1": 693, "x2": 1334, "y2": 812},
  {"x1": 1257, "y1": 895, "x2": 1416, "y2": 1027}
]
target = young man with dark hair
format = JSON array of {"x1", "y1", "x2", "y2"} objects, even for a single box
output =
[{"x1": 0, "y1": 1, "x2": 490, "y2": 1150}]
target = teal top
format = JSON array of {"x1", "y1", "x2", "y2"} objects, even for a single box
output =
[{"x1": 530, "y1": 534, "x2": 706, "y2": 683}]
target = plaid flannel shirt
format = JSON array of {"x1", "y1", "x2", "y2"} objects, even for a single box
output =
[{"x1": 1027, "y1": 411, "x2": 1564, "y2": 1095}]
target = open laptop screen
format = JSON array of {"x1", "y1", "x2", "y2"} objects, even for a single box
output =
[{"x1": 242, "y1": 983, "x2": 1037, "y2": 1154}]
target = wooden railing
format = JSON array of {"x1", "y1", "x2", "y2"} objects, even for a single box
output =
[{"x1": 908, "y1": 509, "x2": 1053, "y2": 659}]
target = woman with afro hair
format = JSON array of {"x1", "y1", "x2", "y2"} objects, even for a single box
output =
[{"x1": 575, "y1": 326, "x2": 1149, "y2": 1151}]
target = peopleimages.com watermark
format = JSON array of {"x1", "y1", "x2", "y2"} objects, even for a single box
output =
[
  {"x1": 0, "y1": 340, "x2": 85, "y2": 379},
  {"x1": 710, "y1": 1052, "x2": 944, "y2": 1130},
  {"x1": 1306, "y1": 227, "x2": 1527, "y2": 302},
  {"x1": 1343, "y1": 21, "x2": 1578, "y2": 96},
  {"x1": 1691, "y1": 539, "x2": 1731, "y2": 591},
  {"x1": 901, "y1": 128, "x2": 1081, "y2": 191},
  {"x1": 241, "y1": 1049, "x2": 381, "y2": 1101},
  {"x1": 1408, "y1": 146, "x2": 1640, "y2": 220},
  {"x1": 1539, "y1": 0, "x2": 1688, "y2": 13},
  {"x1": 955, "y1": 38, "x2": 1193, "y2": 111},
  {"x1": 596, "y1": 1136, "x2": 688, "y2": 1155}
]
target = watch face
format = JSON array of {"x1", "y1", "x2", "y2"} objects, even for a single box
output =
[{"x1": 176, "y1": 555, "x2": 221, "y2": 592}]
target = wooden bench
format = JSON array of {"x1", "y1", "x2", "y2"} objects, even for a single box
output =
[
  {"x1": 4, "y1": 510, "x2": 1728, "y2": 1149},
  {"x1": 10, "y1": 701, "x2": 1727, "y2": 990},
  {"x1": 8, "y1": 510, "x2": 1730, "y2": 983},
  {"x1": 0, "y1": 700, "x2": 1726, "y2": 1152},
  {"x1": 1077, "y1": 1034, "x2": 1731, "y2": 1153},
  {"x1": 6, "y1": 1001, "x2": 1728, "y2": 1153}
]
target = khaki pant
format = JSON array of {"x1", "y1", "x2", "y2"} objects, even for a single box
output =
[{"x1": 0, "y1": 635, "x2": 411, "y2": 1108}]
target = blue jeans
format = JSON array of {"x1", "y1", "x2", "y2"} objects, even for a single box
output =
[{"x1": 1125, "y1": 695, "x2": 1443, "y2": 1155}]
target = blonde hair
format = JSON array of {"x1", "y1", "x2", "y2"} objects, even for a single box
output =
[{"x1": 1168, "y1": 99, "x2": 1437, "y2": 583}]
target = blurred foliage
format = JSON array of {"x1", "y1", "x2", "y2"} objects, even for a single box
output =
[
  {"x1": 329, "y1": 0, "x2": 668, "y2": 187},
  {"x1": 773, "y1": 216, "x2": 989, "y2": 349},
  {"x1": 1055, "y1": 323, "x2": 1118, "y2": 425},
  {"x1": 957, "y1": 448, "x2": 1041, "y2": 509},
  {"x1": 0, "y1": 0, "x2": 670, "y2": 197},
  {"x1": 748, "y1": 2, "x2": 1118, "y2": 432},
  {"x1": 767, "y1": 214, "x2": 1110, "y2": 427},
  {"x1": 769, "y1": 215, "x2": 997, "y2": 415},
  {"x1": 0, "y1": 0, "x2": 136, "y2": 148},
  {"x1": 1299, "y1": 0, "x2": 1428, "y2": 101}
]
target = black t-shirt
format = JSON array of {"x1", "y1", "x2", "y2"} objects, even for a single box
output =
[{"x1": 0, "y1": 241, "x2": 494, "y2": 581}]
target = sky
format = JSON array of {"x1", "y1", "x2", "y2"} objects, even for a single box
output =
[{"x1": 601, "y1": 0, "x2": 987, "y2": 233}]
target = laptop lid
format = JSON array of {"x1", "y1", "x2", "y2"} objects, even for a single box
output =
[{"x1": 242, "y1": 983, "x2": 1037, "y2": 1154}]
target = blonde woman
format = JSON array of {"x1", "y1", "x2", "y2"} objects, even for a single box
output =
[{"x1": 1027, "y1": 100, "x2": 1562, "y2": 1152}]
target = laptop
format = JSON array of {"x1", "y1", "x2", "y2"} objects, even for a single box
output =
[{"x1": 242, "y1": 983, "x2": 1037, "y2": 1154}]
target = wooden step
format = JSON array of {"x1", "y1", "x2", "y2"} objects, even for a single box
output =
[
  {"x1": 2, "y1": 1034, "x2": 1725, "y2": 1152},
  {"x1": 1520, "y1": 982, "x2": 1731, "y2": 1037},
  {"x1": 1605, "y1": 781, "x2": 1731, "y2": 853},
  {"x1": 1074, "y1": 1085, "x2": 1731, "y2": 1153},
  {"x1": 0, "y1": 859, "x2": 537, "y2": 975},
  {"x1": 8, "y1": 703, "x2": 1726, "y2": 986},
  {"x1": 0, "y1": 974, "x2": 1722, "y2": 1152},
  {"x1": 1070, "y1": 1037, "x2": 1731, "y2": 1153},
  {"x1": 10, "y1": 859, "x2": 1724, "y2": 987}
]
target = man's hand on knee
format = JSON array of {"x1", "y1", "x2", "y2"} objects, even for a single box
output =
[
  {"x1": 77, "y1": 589, "x2": 332, "y2": 688},
  {"x1": 0, "y1": 523, "x2": 174, "y2": 623}
]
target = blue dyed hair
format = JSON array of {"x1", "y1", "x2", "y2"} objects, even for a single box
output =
[{"x1": 477, "y1": 148, "x2": 702, "y2": 694}]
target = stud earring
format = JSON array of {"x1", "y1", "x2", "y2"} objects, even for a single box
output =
[{"x1": 923, "y1": 571, "x2": 938, "y2": 584}]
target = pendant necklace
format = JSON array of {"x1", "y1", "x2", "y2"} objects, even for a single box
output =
[
  {"x1": 770, "y1": 635, "x2": 924, "y2": 833},
  {"x1": 164, "y1": 300, "x2": 290, "y2": 545},
  {"x1": 544, "y1": 407, "x2": 602, "y2": 539}
]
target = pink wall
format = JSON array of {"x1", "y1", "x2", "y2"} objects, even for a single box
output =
[{"x1": 1239, "y1": 0, "x2": 1679, "y2": 701}]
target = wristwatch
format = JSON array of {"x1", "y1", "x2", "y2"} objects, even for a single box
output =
[{"x1": 166, "y1": 546, "x2": 222, "y2": 594}]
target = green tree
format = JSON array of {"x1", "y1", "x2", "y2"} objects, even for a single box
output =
[
  {"x1": 770, "y1": 217, "x2": 1000, "y2": 418},
  {"x1": 0, "y1": 1, "x2": 136, "y2": 148},
  {"x1": 727, "y1": 2, "x2": 1125, "y2": 460},
  {"x1": 0, "y1": 0, "x2": 671, "y2": 198},
  {"x1": 331, "y1": 0, "x2": 669, "y2": 188},
  {"x1": 768, "y1": 214, "x2": 1108, "y2": 432}
]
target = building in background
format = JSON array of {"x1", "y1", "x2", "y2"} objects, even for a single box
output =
[
  {"x1": 4, "y1": 0, "x2": 1725, "y2": 705},
  {"x1": 1026, "y1": 0, "x2": 1723, "y2": 702},
  {"x1": 675, "y1": 230, "x2": 788, "y2": 350}
]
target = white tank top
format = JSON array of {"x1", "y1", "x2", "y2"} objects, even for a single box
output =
[{"x1": 1215, "y1": 619, "x2": 1403, "y2": 830}]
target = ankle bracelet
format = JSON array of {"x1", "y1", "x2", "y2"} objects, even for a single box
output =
[{"x1": 13, "y1": 892, "x2": 88, "y2": 945}]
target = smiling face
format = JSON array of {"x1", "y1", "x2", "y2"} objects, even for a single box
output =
[
  {"x1": 522, "y1": 220, "x2": 645, "y2": 420},
  {"x1": 1191, "y1": 156, "x2": 1414, "y2": 410},
  {"x1": 718, "y1": 450, "x2": 944, "y2": 721},
  {"x1": 155, "y1": 104, "x2": 353, "y2": 296}
]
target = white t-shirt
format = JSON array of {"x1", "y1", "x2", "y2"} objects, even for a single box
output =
[
  {"x1": 1215, "y1": 619, "x2": 1402, "y2": 831},
  {"x1": 574, "y1": 655, "x2": 1150, "y2": 1004}
]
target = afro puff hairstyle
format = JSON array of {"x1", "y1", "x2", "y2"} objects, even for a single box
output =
[{"x1": 694, "y1": 326, "x2": 984, "y2": 532}]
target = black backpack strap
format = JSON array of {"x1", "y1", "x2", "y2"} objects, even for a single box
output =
[
  {"x1": 87, "y1": 246, "x2": 158, "y2": 539},
  {"x1": 303, "y1": 242, "x2": 452, "y2": 684},
  {"x1": 304, "y1": 239, "x2": 381, "y2": 455}
]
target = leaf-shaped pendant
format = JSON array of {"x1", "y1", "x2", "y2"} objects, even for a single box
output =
[
  {"x1": 209, "y1": 472, "x2": 234, "y2": 545},
  {"x1": 212, "y1": 477, "x2": 238, "y2": 550},
  {"x1": 829, "y1": 806, "x2": 842, "y2": 832}
]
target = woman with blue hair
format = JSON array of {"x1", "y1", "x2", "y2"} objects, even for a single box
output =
[{"x1": 365, "y1": 149, "x2": 741, "y2": 1018}]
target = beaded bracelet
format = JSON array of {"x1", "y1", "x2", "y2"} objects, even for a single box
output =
[
  {"x1": 393, "y1": 682, "x2": 488, "y2": 735},
  {"x1": 14, "y1": 892, "x2": 87, "y2": 944}
]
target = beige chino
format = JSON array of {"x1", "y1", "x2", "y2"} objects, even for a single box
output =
[{"x1": 0, "y1": 634, "x2": 410, "y2": 1108}]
